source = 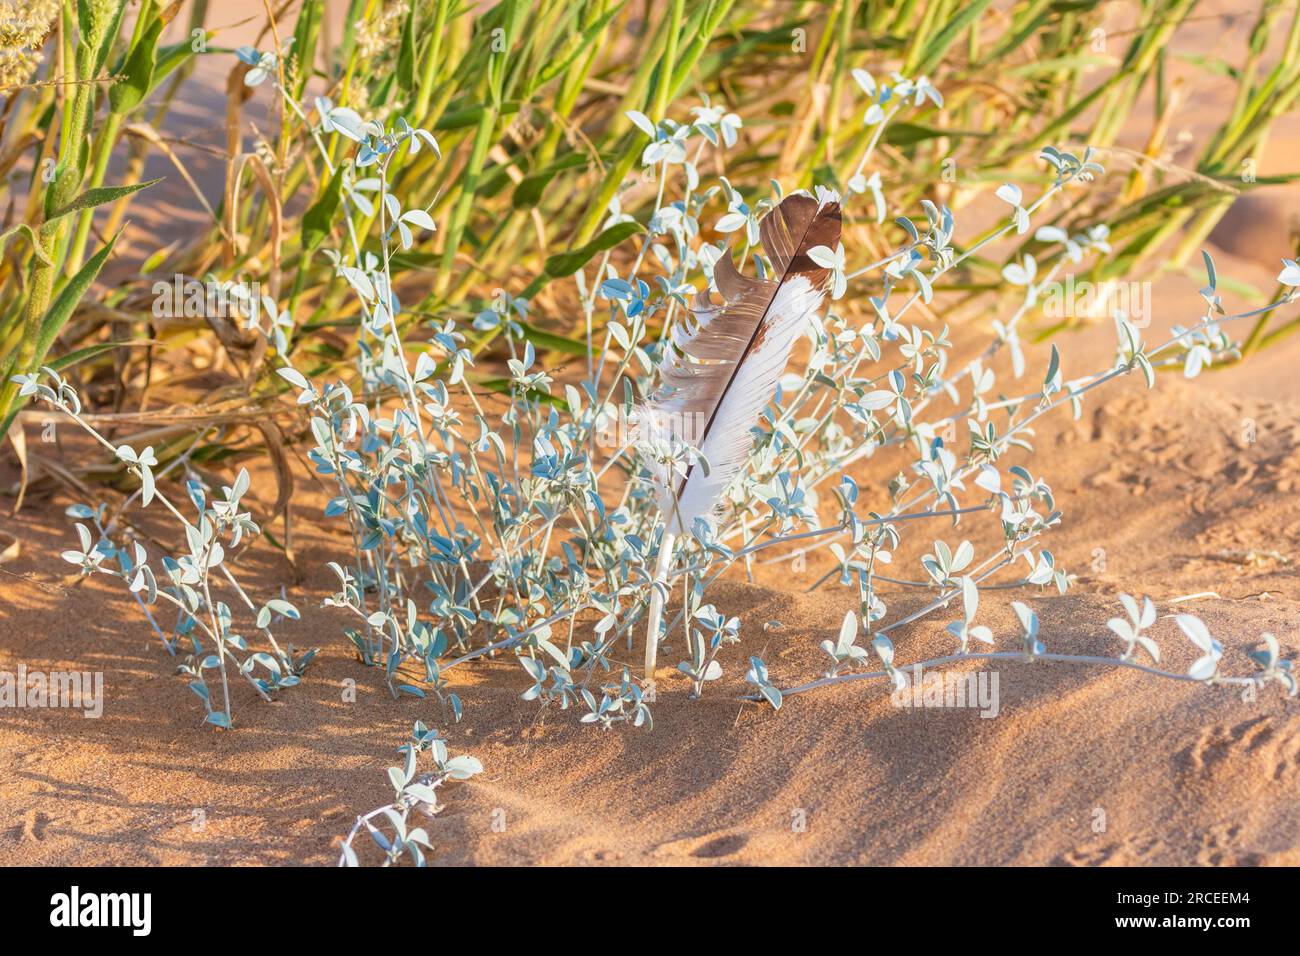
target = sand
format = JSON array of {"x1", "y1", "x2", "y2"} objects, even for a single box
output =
[
  {"x1": 3, "y1": 242, "x2": 1298, "y2": 866},
  {"x1": 2, "y1": 2, "x2": 1299, "y2": 866}
]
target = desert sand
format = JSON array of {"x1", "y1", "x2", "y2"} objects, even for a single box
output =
[
  {"x1": 3, "y1": 255, "x2": 1298, "y2": 865},
  {"x1": 1, "y1": 2, "x2": 1299, "y2": 866}
]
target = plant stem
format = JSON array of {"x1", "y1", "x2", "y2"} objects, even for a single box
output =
[{"x1": 762, "y1": 651, "x2": 1262, "y2": 703}]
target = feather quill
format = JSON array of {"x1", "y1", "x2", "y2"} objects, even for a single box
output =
[{"x1": 638, "y1": 192, "x2": 841, "y2": 684}]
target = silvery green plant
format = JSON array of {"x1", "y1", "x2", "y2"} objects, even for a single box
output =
[
  {"x1": 337, "y1": 721, "x2": 483, "y2": 867},
  {"x1": 10, "y1": 367, "x2": 313, "y2": 728},
  {"x1": 758, "y1": 592, "x2": 1295, "y2": 706},
  {"x1": 29, "y1": 58, "x2": 1299, "y2": 739},
  {"x1": 260, "y1": 56, "x2": 1299, "y2": 726}
]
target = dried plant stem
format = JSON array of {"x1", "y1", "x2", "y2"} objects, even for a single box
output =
[{"x1": 761, "y1": 651, "x2": 1264, "y2": 703}]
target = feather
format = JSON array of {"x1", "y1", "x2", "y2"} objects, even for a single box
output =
[{"x1": 637, "y1": 192, "x2": 842, "y2": 535}]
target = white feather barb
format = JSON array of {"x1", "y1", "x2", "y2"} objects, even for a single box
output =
[{"x1": 636, "y1": 193, "x2": 842, "y2": 535}]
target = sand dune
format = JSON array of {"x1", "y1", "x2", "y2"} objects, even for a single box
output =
[{"x1": 2, "y1": 355, "x2": 1297, "y2": 865}]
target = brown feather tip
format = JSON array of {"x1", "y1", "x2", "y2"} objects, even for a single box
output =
[{"x1": 758, "y1": 193, "x2": 842, "y2": 290}]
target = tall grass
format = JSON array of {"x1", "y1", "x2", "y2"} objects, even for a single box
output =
[{"x1": 3, "y1": 0, "x2": 1298, "y2": 461}]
